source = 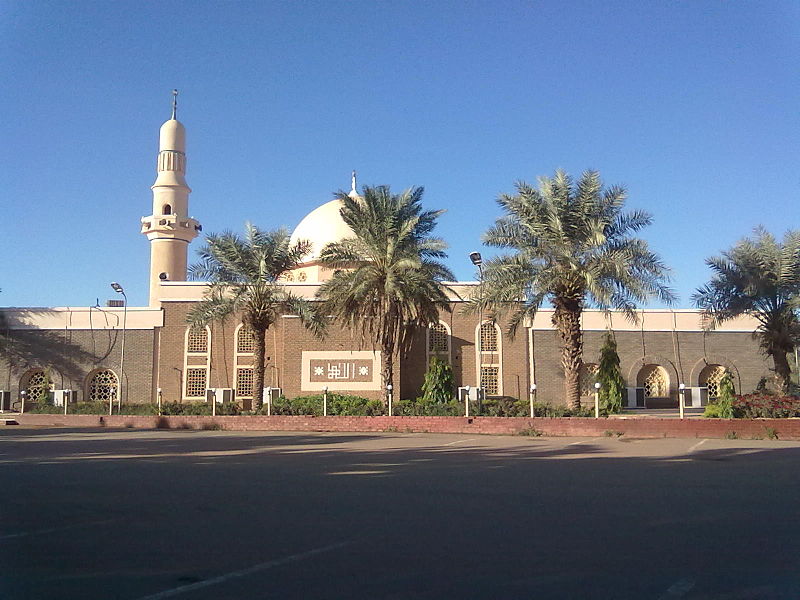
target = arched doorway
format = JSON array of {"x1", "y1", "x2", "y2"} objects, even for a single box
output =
[
  {"x1": 699, "y1": 364, "x2": 730, "y2": 401},
  {"x1": 637, "y1": 364, "x2": 671, "y2": 408}
]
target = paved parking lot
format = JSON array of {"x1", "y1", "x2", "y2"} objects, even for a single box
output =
[{"x1": 2, "y1": 428, "x2": 800, "y2": 599}]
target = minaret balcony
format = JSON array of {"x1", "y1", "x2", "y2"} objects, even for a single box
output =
[{"x1": 141, "y1": 214, "x2": 202, "y2": 241}]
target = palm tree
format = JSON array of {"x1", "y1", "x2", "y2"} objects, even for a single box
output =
[
  {"x1": 317, "y1": 185, "x2": 454, "y2": 402},
  {"x1": 187, "y1": 224, "x2": 322, "y2": 410},
  {"x1": 693, "y1": 228, "x2": 800, "y2": 393},
  {"x1": 475, "y1": 169, "x2": 674, "y2": 409}
]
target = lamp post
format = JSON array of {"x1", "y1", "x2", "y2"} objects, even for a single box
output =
[
  {"x1": 470, "y1": 252, "x2": 484, "y2": 409},
  {"x1": 19, "y1": 390, "x2": 26, "y2": 414},
  {"x1": 679, "y1": 383, "x2": 686, "y2": 419},
  {"x1": 529, "y1": 383, "x2": 537, "y2": 418},
  {"x1": 387, "y1": 383, "x2": 393, "y2": 417},
  {"x1": 464, "y1": 384, "x2": 470, "y2": 418},
  {"x1": 323, "y1": 385, "x2": 328, "y2": 417},
  {"x1": 110, "y1": 282, "x2": 127, "y2": 415},
  {"x1": 594, "y1": 382, "x2": 601, "y2": 419}
]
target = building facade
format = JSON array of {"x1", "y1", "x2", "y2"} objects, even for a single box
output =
[{"x1": 0, "y1": 105, "x2": 773, "y2": 410}]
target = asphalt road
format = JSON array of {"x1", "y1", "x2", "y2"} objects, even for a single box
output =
[{"x1": 1, "y1": 428, "x2": 800, "y2": 600}]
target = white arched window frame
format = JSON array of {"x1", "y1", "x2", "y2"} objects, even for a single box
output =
[
  {"x1": 475, "y1": 320, "x2": 503, "y2": 396},
  {"x1": 234, "y1": 323, "x2": 255, "y2": 401},
  {"x1": 426, "y1": 321, "x2": 451, "y2": 364},
  {"x1": 183, "y1": 325, "x2": 211, "y2": 400}
]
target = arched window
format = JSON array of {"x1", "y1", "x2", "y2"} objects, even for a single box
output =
[
  {"x1": 186, "y1": 327, "x2": 208, "y2": 354},
  {"x1": 476, "y1": 321, "x2": 502, "y2": 396},
  {"x1": 86, "y1": 369, "x2": 118, "y2": 404},
  {"x1": 20, "y1": 369, "x2": 48, "y2": 402},
  {"x1": 234, "y1": 324, "x2": 256, "y2": 400},
  {"x1": 638, "y1": 365, "x2": 668, "y2": 398},
  {"x1": 580, "y1": 363, "x2": 600, "y2": 397},
  {"x1": 700, "y1": 365, "x2": 729, "y2": 400},
  {"x1": 427, "y1": 321, "x2": 451, "y2": 364},
  {"x1": 184, "y1": 326, "x2": 211, "y2": 399},
  {"x1": 162, "y1": 204, "x2": 172, "y2": 215}
]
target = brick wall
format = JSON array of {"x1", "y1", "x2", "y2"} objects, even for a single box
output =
[
  {"x1": 13, "y1": 413, "x2": 800, "y2": 441},
  {"x1": 0, "y1": 328, "x2": 155, "y2": 403}
]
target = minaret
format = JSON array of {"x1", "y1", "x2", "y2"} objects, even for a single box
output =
[{"x1": 140, "y1": 90, "x2": 202, "y2": 306}]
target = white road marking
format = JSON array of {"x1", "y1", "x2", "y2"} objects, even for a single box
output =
[
  {"x1": 443, "y1": 438, "x2": 476, "y2": 446},
  {"x1": 657, "y1": 577, "x2": 695, "y2": 599},
  {"x1": 567, "y1": 441, "x2": 586, "y2": 446},
  {"x1": 134, "y1": 540, "x2": 352, "y2": 600},
  {"x1": 0, "y1": 518, "x2": 120, "y2": 541},
  {"x1": 687, "y1": 439, "x2": 708, "y2": 454}
]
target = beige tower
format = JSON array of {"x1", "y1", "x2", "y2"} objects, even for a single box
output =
[{"x1": 140, "y1": 92, "x2": 201, "y2": 306}]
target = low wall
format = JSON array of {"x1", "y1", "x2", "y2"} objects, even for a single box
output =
[{"x1": 9, "y1": 414, "x2": 800, "y2": 440}]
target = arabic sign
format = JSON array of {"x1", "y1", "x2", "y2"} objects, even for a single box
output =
[
  {"x1": 301, "y1": 351, "x2": 381, "y2": 391},
  {"x1": 309, "y1": 359, "x2": 372, "y2": 382}
]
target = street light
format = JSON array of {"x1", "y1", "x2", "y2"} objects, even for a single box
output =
[
  {"x1": 594, "y1": 382, "x2": 602, "y2": 419},
  {"x1": 470, "y1": 252, "x2": 484, "y2": 407},
  {"x1": 387, "y1": 383, "x2": 393, "y2": 417},
  {"x1": 323, "y1": 385, "x2": 328, "y2": 417},
  {"x1": 529, "y1": 383, "x2": 537, "y2": 418},
  {"x1": 679, "y1": 383, "x2": 686, "y2": 419},
  {"x1": 110, "y1": 282, "x2": 127, "y2": 415}
]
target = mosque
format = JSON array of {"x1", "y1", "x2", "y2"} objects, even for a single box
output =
[{"x1": 0, "y1": 100, "x2": 772, "y2": 412}]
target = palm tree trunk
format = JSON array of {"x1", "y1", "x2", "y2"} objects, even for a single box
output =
[
  {"x1": 772, "y1": 350, "x2": 792, "y2": 394},
  {"x1": 252, "y1": 327, "x2": 266, "y2": 411},
  {"x1": 553, "y1": 297, "x2": 583, "y2": 410},
  {"x1": 381, "y1": 339, "x2": 395, "y2": 406}
]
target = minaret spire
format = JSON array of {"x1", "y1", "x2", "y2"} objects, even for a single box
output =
[
  {"x1": 348, "y1": 169, "x2": 359, "y2": 199},
  {"x1": 141, "y1": 94, "x2": 201, "y2": 306}
]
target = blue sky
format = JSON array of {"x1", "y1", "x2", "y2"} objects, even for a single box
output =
[{"x1": 1, "y1": 1, "x2": 798, "y2": 308}]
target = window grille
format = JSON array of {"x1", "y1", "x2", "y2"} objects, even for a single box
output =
[
  {"x1": 186, "y1": 328, "x2": 208, "y2": 354},
  {"x1": 480, "y1": 366, "x2": 499, "y2": 395},
  {"x1": 88, "y1": 370, "x2": 118, "y2": 403},
  {"x1": 236, "y1": 326, "x2": 255, "y2": 354},
  {"x1": 428, "y1": 323, "x2": 449, "y2": 353},
  {"x1": 580, "y1": 363, "x2": 600, "y2": 397},
  {"x1": 642, "y1": 366, "x2": 668, "y2": 398},
  {"x1": 185, "y1": 368, "x2": 207, "y2": 398},
  {"x1": 479, "y1": 322, "x2": 498, "y2": 352},
  {"x1": 24, "y1": 370, "x2": 48, "y2": 402},
  {"x1": 702, "y1": 365, "x2": 728, "y2": 399},
  {"x1": 236, "y1": 368, "x2": 254, "y2": 399}
]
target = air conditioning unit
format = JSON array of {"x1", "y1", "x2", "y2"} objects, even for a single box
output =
[
  {"x1": 0, "y1": 391, "x2": 10, "y2": 412},
  {"x1": 264, "y1": 387, "x2": 282, "y2": 402},
  {"x1": 457, "y1": 387, "x2": 484, "y2": 402},
  {"x1": 207, "y1": 388, "x2": 233, "y2": 403},
  {"x1": 52, "y1": 389, "x2": 76, "y2": 407}
]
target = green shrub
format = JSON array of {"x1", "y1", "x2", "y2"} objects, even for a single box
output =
[
  {"x1": 27, "y1": 403, "x2": 62, "y2": 414},
  {"x1": 518, "y1": 427, "x2": 543, "y2": 437},
  {"x1": 597, "y1": 332, "x2": 625, "y2": 414},
  {"x1": 421, "y1": 357, "x2": 455, "y2": 403},
  {"x1": 160, "y1": 402, "x2": 212, "y2": 416},
  {"x1": 703, "y1": 403, "x2": 723, "y2": 418}
]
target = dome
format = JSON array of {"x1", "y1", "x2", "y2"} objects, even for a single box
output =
[
  {"x1": 159, "y1": 119, "x2": 186, "y2": 152},
  {"x1": 289, "y1": 198, "x2": 355, "y2": 263}
]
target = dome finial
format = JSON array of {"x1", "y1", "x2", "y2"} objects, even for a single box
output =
[
  {"x1": 171, "y1": 89, "x2": 178, "y2": 120},
  {"x1": 351, "y1": 169, "x2": 357, "y2": 194}
]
